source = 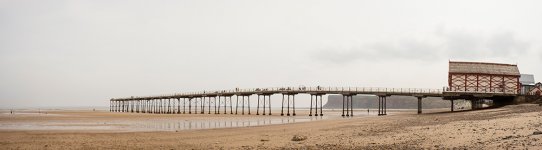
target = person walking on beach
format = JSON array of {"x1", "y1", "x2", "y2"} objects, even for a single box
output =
[{"x1": 10, "y1": 109, "x2": 13, "y2": 114}]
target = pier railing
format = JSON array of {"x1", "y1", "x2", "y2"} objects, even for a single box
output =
[{"x1": 114, "y1": 87, "x2": 444, "y2": 100}]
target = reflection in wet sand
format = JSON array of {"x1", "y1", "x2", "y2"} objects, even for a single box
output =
[{"x1": 137, "y1": 116, "x2": 328, "y2": 131}]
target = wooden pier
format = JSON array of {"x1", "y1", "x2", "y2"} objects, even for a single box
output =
[
  {"x1": 109, "y1": 61, "x2": 527, "y2": 116},
  {"x1": 110, "y1": 87, "x2": 447, "y2": 116}
]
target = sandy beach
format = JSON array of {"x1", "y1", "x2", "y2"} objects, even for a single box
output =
[{"x1": 1, "y1": 105, "x2": 541, "y2": 149}]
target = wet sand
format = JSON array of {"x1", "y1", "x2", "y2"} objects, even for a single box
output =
[{"x1": 1, "y1": 105, "x2": 541, "y2": 149}]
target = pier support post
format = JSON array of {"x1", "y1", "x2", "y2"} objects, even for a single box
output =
[
  {"x1": 268, "y1": 95, "x2": 272, "y2": 115},
  {"x1": 378, "y1": 96, "x2": 388, "y2": 116},
  {"x1": 262, "y1": 95, "x2": 266, "y2": 115},
  {"x1": 281, "y1": 94, "x2": 284, "y2": 116},
  {"x1": 183, "y1": 98, "x2": 186, "y2": 114},
  {"x1": 350, "y1": 95, "x2": 354, "y2": 117},
  {"x1": 213, "y1": 96, "x2": 220, "y2": 114},
  {"x1": 196, "y1": 98, "x2": 200, "y2": 114},
  {"x1": 168, "y1": 99, "x2": 171, "y2": 114},
  {"x1": 384, "y1": 96, "x2": 387, "y2": 115},
  {"x1": 208, "y1": 97, "x2": 211, "y2": 114},
  {"x1": 316, "y1": 95, "x2": 324, "y2": 116},
  {"x1": 160, "y1": 99, "x2": 163, "y2": 114},
  {"x1": 201, "y1": 97, "x2": 205, "y2": 114},
  {"x1": 248, "y1": 96, "x2": 251, "y2": 115},
  {"x1": 315, "y1": 95, "x2": 319, "y2": 116},
  {"x1": 136, "y1": 100, "x2": 139, "y2": 113},
  {"x1": 242, "y1": 96, "x2": 245, "y2": 115},
  {"x1": 342, "y1": 95, "x2": 345, "y2": 117},
  {"x1": 177, "y1": 98, "x2": 180, "y2": 114},
  {"x1": 236, "y1": 96, "x2": 239, "y2": 115},
  {"x1": 378, "y1": 96, "x2": 381, "y2": 115},
  {"x1": 257, "y1": 95, "x2": 260, "y2": 115},
  {"x1": 346, "y1": 95, "x2": 350, "y2": 117},
  {"x1": 217, "y1": 96, "x2": 221, "y2": 114},
  {"x1": 189, "y1": 98, "x2": 192, "y2": 114},
  {"x1": 309, "y1": 95, "x2": 313, "y2": 116},
  {"x1": 293, "y1": 95, "x2": 296, "y2": 116},
  {"x1": 417, "y1": 97, "x2": 423, "y2": 114},
  {"x1": 230, "y1": 96, "x2": 233, "y2": 114},
  {"x1": 287, "y1": 95, "x2": 290, "y2": 116}
]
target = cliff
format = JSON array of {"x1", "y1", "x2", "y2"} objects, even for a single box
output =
[{"x1": 323, "y1": 95, "x2": 450, "y2": 109}]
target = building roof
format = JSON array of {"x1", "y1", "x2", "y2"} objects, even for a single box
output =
[
  {"x1": 449, "y1": 61, "x2": 520, "y2": 76},
  {"x1": 520, "y1": 74, "x2": 535, "y2": 85}
]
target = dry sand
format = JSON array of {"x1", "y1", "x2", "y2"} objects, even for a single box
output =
[{"x1": 1, "y1": 104, "x2": 542, "y2": 149}]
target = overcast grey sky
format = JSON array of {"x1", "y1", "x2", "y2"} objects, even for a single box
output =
[{"x1": 1, "y1": 0, "x2": 541, "y2": 108}]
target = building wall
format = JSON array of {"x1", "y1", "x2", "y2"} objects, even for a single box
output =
[{"x1": 449, "y1": 73, "x2": 519, "y2": 94}]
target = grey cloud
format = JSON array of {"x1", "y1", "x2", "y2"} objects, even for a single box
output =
[
  {"x1": 486, "y1": 32, "x2": 529, "y2": 56},
  {"x1": 441, "y1": 30, "x2": 530, "y2": 59},
  {"x1": 313, "y1": 39, "x2": 441, "y2": 64},
  {"x1": 314, "y1": 29, "x2": 532, "y2": 64}
]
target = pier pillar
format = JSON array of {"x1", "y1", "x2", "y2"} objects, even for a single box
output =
[
  {"x1": 189, "y1": 98, "x2": 192, "y2": 114},
  {"x1": 342, "y1": 95, "x2": 345, "y2": 117},
  {"x1": 160, "y1": 99, "x2": 163, "y2": 114},
  {"x1": 384, "y1": 96, "x2": 387, "y2": 115},
  {"x1": 417, "y1": 97, "x2": 423, "y2": 114},
  {"x1": 215, "y1": 96, "x2": 221, "y2": 114},
  {"x1": 350, "y1": 95, "x2": 354, "y2": 117},
  {"x1": 230, "y1": 96, "x2": 233, "y2": 114},
  {"x1": 268, "y1": 95, "x2": 272, "y2": 115},
  {"x1": 248, "y1": 96, "x2": 251, "y2": 115},
  {"x1": 287, "y1": 95, "x2": 290, "y2": 116},
  {"x1": 226, "y1": 96, "x2": 229, "y2": 114},
  {"x1": 315, "y1": 95, "x2": 319, "y2": 116},
  {"x1": 236, "y1": 96, "x2": 239, "y2": 115},
  {"x1": 196, "y1": 98, "x2": 199, "y2": 114},
  {"x1": 378, "y1": 96, "x2": 387, "y2": 116},
  {"x1": 281, "y1": 94, "x2": 285, "y2": 116},
  {"x1": 451, "y1": 100, "x2": 454, "y2": 112},
  {"x1": 201, "y1": 97, "x2": 205, "y2": 114},
  {"x1": 183, "y1": 98, "x2": 186, "y2": 114},
  {"x1": 319, "y1": 95, "x2": 323, "y2": 116},
  {"x1": 378, "y1": 97, "x2": 381, "y2": 115},
  {"x1": 292, "y1": 95, "x2": 296, "y2": 116},
  {"x1": 261, "y1": 95, "x2": 265, "y2": 115},
  {"x1": 177, "y1": 98, "x2": 181, "y2": 114},
  {"x1": 346, "y1": 95, "x2": 350, "y2": 117},
  {"x1": 242, "y1": 96, "x2": 245, "y2": 115},
  {"x1": 257, "y1": 95, "x2": 260, "y2": 115},
  {"x1": 309, "y1": 95, "x2": 313, "y2": 116}
]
